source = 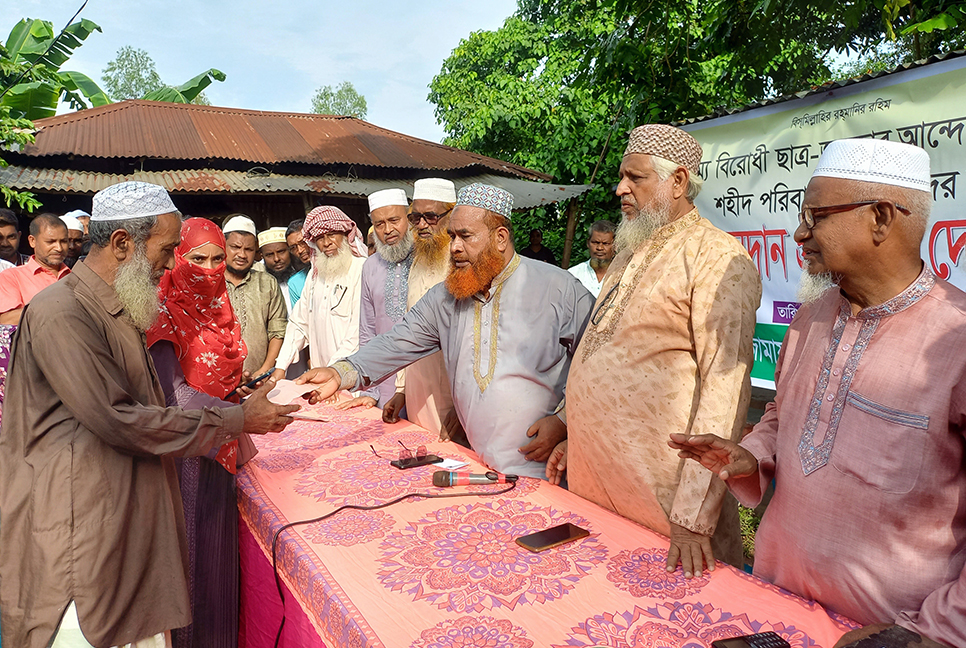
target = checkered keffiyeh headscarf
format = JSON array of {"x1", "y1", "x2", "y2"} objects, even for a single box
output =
[
  {"x1": 303, "y1": 206, "x2": 368, "y2": 258},
  {"x1": 623, "y1": 124, "x2": 703, "y2": 176}
]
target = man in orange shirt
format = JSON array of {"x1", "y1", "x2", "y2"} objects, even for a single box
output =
[{"x1": 0, "y1": 213, "x2": 70, "y2": 324}]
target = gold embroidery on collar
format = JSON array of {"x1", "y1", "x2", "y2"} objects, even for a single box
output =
[
  {"x1": 580, "y1": 210, "x2": 700, "y2": 362},
  {"x1": 472, "y1": 256, "x2": 519, "y2": 392}
]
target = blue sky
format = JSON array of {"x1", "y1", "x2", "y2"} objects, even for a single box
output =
[{"x1": 4, "y1": 0, "x2": 520, "y2": 142}]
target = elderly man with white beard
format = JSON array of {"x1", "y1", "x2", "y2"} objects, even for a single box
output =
[
  {"x1": 273, "y1": 206, "x2": 368, "y2": 379},
  {"x1": 670, "y1": 139, "x2": 966, "y2": 648},
  {"x1": 292, "y1": 183, "x2": 595, "y2": 480},
  {"x1": 0, "y1": 181, "x2": 298, "y2": 648},
  {"x1": 337, "y1": 188, "x2": 415, "y2": 410},
  {"x1": 548, "y1": 124, "x2": 762, "y2": 578}
]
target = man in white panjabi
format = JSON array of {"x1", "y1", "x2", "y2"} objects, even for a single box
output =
[
  {"x1": 272, "y1": 206, "x2": 367, "y2": 379},
  {"x1": 382, "y1": 178, "x2": 459, "y2": 440},
  {"x1": 293, "y1": 184, "x2": 595, "y2": 479}
]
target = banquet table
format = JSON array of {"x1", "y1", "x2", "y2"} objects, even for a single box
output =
[{"x1": 236, "y1": 401, "x2": 856, "y2": 648}]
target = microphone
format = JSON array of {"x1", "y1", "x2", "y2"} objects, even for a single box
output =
[{"x1": 432, "y1": 470, "x2": 519, "y2": 487}]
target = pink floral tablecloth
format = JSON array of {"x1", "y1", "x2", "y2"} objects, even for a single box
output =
[{"x1": 237, "y1": 403, "x2": 856, "y2": 648}]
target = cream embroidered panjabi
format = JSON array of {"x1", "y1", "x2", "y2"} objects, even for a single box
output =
[{"x1": 567, "y1": 210, "x2": 761, "y2": 566}]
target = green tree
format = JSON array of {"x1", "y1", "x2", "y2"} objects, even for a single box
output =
[
  {"x1": 0, "y1": 16, "x2": 109, "y2": 210},
  {"x1": 101, "y1": 46, "x2": 164, "y2": 100},
  {"x1": 311, "y1": 81, "x2": 368, "y2": 119},
  {"x1": 101, "y1": 46, "x2": 223, "y2": 105},
  {"x1": 430, "y1": 0, "x2": 966, "y2": 264},
  {"x1": 0, "y1": 17, "x2": 109, "y2": 120}
]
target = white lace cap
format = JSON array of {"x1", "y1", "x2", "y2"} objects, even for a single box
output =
[
  {"x1": 92, "y1": 181, "x2": 180, "y2": 221},
  {"x1": 813, "y1": 139, "x2": 931, "y2": 192},
  {"x1": 367, "y1": 188, "x2": 409, "y2": 213},
  {"x1": 413, "y1": 178, "x2": 456, "y2": 203}
]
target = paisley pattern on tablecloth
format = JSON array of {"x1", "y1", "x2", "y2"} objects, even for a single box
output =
[
  {"x1": 606, "y1": 547, "x2": 709, "y2": 598},
  {"x1": 303, "y1": 509, "x2": 396, "y2": 547},
  {"x1": 552, "y1": 601, "x2": 816, "y2": 648},
  {"x1": 264, "y1": 414, "x2": 387, "y2": 457},
  {"x1": 293, "y1": 450, "x2": 441, "y2": 506},
  {"x1": 410, "y1": 616, "x2": 534, "y2": 648},
  {"x1": 378, "y1": 499, "x2": 607, "y2": 613},
  {"x1": 251, "y1": 450, "x2": 316, "y2": 473}
]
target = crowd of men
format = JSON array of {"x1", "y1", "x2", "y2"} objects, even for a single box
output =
[{"x1": 0, "y1": 123, "x2": 962, "y2": 648}]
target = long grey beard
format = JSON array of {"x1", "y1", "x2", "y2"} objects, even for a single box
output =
[
  {"x1": 115, "y1": 247, "x2": 161, "y2": 331},
  {"x1": 797, "y1": 260, "x2": 838, "y2": 304},
  {"x1": 374, "y1": 227, "x2": 414, "y2": 263},
  {"x1": 313, "y1": 241, "x2": 353, "y2": 279},
  {"x1": 614, "y1": 194, "x2": 673, "y2": 253}
]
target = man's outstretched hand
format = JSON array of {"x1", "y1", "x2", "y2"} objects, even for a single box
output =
[
  {"x1": 667, "y1": 433, "x2": 758, "y2": 481},
  {"x1": 294, "y1": 367, "x2": 342, "y2": 405},
  {"x1": 240, "y1": 379, "x2": 300, "y2": 434}
]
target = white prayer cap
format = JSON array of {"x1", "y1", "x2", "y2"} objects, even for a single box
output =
[
  {"x1": 63, "y1": 209, "x2": 90, "y2": 221},
  {"x1": 812, "y1": 138, "x2": 931, "y2": 193},
  {"x1": 368, "y1": 188, "x2": 408, "y2": 213},
  {"x1": 92, "y1": 181, "x2": 180, "y2": 222},
  {"x1": 413, "y1": 178, "x2": 457, "y2": 203},
  {"x1": 257, "y1": 227, "x2": 287, "y2": 248},
  {"x1": 60, "y1": 214, "x2": 84, "y2": 232},
  {"x1": 223, "y1": 215, "x2": 257, "y2": 237}
]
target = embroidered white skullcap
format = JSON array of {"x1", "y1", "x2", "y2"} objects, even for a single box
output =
[
  {"x1": 413, "y1": 178, "x2": 457, "y2": 203},
  {"x1": 813, "y1": 139, "x2": 931, "y2": 192},
  {"x1": 63, "y1": 209, "x2": 90, "y2": 221},
  {"x1": 223, "y1": 215, "x2": 257, "y2": 237},
  {"x1": 257, "y1": 227, "x2": 287, "y2": 248},
  {"x1": 60, "y1": 214, "x2": 84, "y2": 232},
  {"x1": 456, "y1": 183, "x2": 513, "y2": 219},
  {"x1": 368, "y1": 188, "x2": 409, "y2": 213},
  {"x1": 92, "y1": 181, "x2": 180, "y2": 222}
]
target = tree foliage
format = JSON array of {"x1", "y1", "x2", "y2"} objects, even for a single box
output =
[
  {"x1": 101, "y1": 46, "x2": 164, "y2": 100},
  {"x1": 430, "y1": 0, "x2": 966, "y2": 263},
  {"x1": 0, "y1": 17, "x2": 109, "y2": 121},
  {"x1": 311, "y1": 81, "x2": 368, "y2": 119},
  {"x1": 101, "y1": 46, "x2": 224, "y2": 105}
]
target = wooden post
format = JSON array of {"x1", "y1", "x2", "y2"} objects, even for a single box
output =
[{"x1": 561, "y1": 198, "x2": 581, "y2": 269}]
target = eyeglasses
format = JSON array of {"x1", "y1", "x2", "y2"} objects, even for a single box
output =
[
  {"x1": 590, "y1": 282, "x2": 620, "y2": 326},
  {"x1": 798, "y1": 200, "x2": 911, "y2": 230},
  {"x1": 288, "y1": 240, "x2": 309, "y2": 254},
  {"x1": 370, "y1": 440, "x2": 427, "y2": 462},
  {"x1": 408, "y1": 208, "x2": 452, "y2": 226}
]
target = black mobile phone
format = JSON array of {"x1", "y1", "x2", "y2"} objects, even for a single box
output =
[
  {"x1": 515, "y1": 523, "x2": 589, "y2": 553},
  {"x1": 711, "y1": 632, "x2": 791, "y2": 648},
  {"x1": 390, "y1": 454, "x2": 443, "y2": 470},
  {"x1": 226, "y1": 369, "x2": 274, "y2": 399}
]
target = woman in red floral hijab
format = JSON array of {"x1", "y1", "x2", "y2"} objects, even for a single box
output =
[{"x1": 147, "y1": 217, "x2": 251, "y2": 648}]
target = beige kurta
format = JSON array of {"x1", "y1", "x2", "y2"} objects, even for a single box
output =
[
  {"x1": 567, "y1": 210, "x2": 761, "y2": 566},
  {"x1": 395, "y1": 254, "x2": 454, "y2": 436}
]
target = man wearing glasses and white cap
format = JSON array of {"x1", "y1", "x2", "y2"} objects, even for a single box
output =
[
  {"x1": 672, "y1": 138, "x2": 965, "y2": 648},
  {"x1": 382, "y1": 178, "x2": 460, "y2": 439}
]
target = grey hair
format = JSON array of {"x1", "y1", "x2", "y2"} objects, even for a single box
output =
[
  {"x1": 849, "y1": 183, "x2": 931, "y2": 242},
  {"x1": 650, "y1": 155, "x2": 704, "y2": 202},
  {"x1": 588, "y1": 219, "x2": 616, "y2": 236},
  {"x1": 88, "y1": 215, "x2": 159, "y2": 248}
]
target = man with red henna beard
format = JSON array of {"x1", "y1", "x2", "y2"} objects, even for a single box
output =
[{"x1": 291, "y1": 183, "x2": 595, "y2": 480}]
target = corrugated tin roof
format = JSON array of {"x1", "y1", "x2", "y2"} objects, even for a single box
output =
[
  {"x1": 18, "y1": 100, "x2": 549, "y2": 181},
  {"x1": 680, "y1": 50, "x2": 966, "y2": 125},
  {"x1": 0, "y1": 166, "x2": 592, "y2": 210}
]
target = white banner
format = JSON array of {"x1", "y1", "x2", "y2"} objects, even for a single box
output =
[{"x1": 682, "y1": 55, "x2": 966, "y2": 388}]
